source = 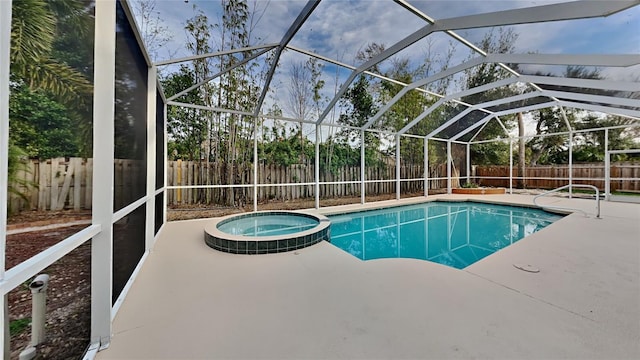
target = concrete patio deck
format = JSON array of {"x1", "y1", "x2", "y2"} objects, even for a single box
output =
[{"x1": 97, "y1": 194, "x2": 640, "y2": 359}]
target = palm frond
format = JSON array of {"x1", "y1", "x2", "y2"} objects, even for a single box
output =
[
  {"x1": 7, "y1": 144, "x2": 36, "y2": 207},
  {"x1": 24, "y1": 60, "x2": 93, "y2": 107},
  {"x1": 10, "y1": 0, "x2": 56, "y2": 69},
  {"x1": 47, "y1": 0, "x2": 92, "y2": 37}
]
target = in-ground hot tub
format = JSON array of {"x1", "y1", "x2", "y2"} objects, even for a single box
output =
[{"x1": 204, "y1": 211, "x2": 330, "y2": 254}]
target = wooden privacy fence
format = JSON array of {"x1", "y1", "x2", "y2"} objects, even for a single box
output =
[
  {"x1": 8, "y1": 158, "x2": 447, "y2": 211},
  {"x1": 15, "y1": 158, "x2": 637, "y2": 211},
  {"x1": 165, "y1": 161, "x2": 445, "y2": 206},
  {"x1": 475, "y1": 162, "x2": 640, "y2": 191},
  {"x1": 8, "y1": 157, "x2": 93, "y2": 213}
]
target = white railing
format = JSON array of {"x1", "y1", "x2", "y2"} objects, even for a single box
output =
[{"x1": 533, "y1": 184, "x2": 601, "y2": 218}]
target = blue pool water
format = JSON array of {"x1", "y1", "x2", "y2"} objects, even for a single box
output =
[
  {"x1": 329, "y1": 202, "x2": 563, "y2": 269},
  {"x1": 218, "y1": 213, "x2": 319, "y2": 237}
]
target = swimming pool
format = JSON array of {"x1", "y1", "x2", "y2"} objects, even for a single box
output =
[{"x1": 329, "y1": 201, "x2": 563, "y2": 269}]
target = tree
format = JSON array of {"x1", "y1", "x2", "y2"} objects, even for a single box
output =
[
  {"x1": 10, "y1": 0, "x2": 93, "y2": 106},
  {"x1": 337, "y1": 75, "x2": 383, "y2": 167},
  {"x1": 162, "y1": 0, "x2": 266, "y2": 206},
  {"x1": 8, "y1": 0, "x2": 94, "y2": 208},
  {"x1": 460, "y1": 29, "x2": 520, "y2": 166},
  {"x1": 527, "y1": 107, "x2": 571, "y2": 165},
  {"x1": 7, "y1": 143, "x2": 33, "y2": 214},
  {"x1": 572, "y1": 115, "x2": 638, "y2": 162},
  {"x1": 9, "y1": 84, "x2": 80, "y2": 159},
  {"x1": 526, "y1": 66, "x2": 609, "y2": 166},
  {"x1": 284, "y1": 57, "x2": 326, "y2": 164},
  {"x1": 163, "y1": 65, "x2": 207, "y2": 161},
  {"x1": 132, "y1": 0, "x2": 176, "y2": 63}
]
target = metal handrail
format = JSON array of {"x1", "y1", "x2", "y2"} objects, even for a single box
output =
[{"x1": 533, "y1": 184, "x2": 601, "y2": 218}]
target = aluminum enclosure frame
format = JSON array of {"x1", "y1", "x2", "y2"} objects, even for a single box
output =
[{"x1": 2, "y1": 1, "x2": 640, "y2": 359}]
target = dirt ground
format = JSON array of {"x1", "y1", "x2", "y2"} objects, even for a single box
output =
[{"x1": 7, "y1": 220, "x2": 91, "y2": 360}]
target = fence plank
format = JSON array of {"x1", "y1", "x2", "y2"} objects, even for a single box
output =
[
  {"x1": 9, "y1": 159, "x2": 640, "y2": 212},
  {"x1": 73, "y1": 158, "x2": 82, "y2": 210},
  {"x1": 56, "y1": 159, "x2": 75, "y2": 210}
]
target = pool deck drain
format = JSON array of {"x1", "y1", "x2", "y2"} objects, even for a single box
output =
[{"x1": 98, "y1": 194, "x2": 640, "y2": 359}]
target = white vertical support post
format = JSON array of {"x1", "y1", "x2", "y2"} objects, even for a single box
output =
[
  {"x1": 568, "y1": 131, "x2": 573, "y2": 199},
  {"x1": 509, "y1": 139, "x2": 513, "y2": 194},
  {"x1": 253, "y1": 117, "x2": 258, "y2": 212},
  {"x1": 466, "y1": 143, "x2": 470, "y2": 185},
  {"x1": 424, "y1": 137, "x2": 428, "y2": 197},
  {"x1": 604, "y1": 128, "x2": 610, "y2": 201},
  {"x1": 163, "y1": 104, "x2": 168, "y2": 225},
  {"x1": 360, "y1": 130, "x2": 365, "y2": 204},
  {"x1": 145, "y1": 66, "x2": 157, "y2": 251},
  {"x1": 91, "y1": 0, "x2": 116, "y2": 350},
  {"x1": 315, "y1": 125, "x2": 320, "y2": 209},
  {"x1": 1, "y1": 1, "x2": 12, "y2": 357},
  {"x1": 396, "y1": 135, "x2": 401, "y2": 200},
  {"x1": 446, "y1": 141, "x2": 452, "y2": 194}
]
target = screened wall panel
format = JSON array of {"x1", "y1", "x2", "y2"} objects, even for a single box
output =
[
  {"x1": 400, "y1": 136, "x2": 425, "y2": 197},
  {"x1": 114, "y1": 0, "x2": 148, "y2": 211},
  {"x1": 112, "y1": 204, "x2": 146, "y2": 304},
  {"x1": 427, "y1": 139, "x2": 448, "y2": 192},
  {"x1": 155, "y1": 193, "x2": 163, "y2": 235}
]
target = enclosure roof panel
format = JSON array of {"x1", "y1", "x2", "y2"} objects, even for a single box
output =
[{"x1": 141, "y1": 0, "x2": 640, "y2": 140}]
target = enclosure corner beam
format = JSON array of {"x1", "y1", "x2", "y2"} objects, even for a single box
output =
[
  {"x1": 568, "y1": 130, "x2": 574, "y2": 199},
  {"x1": 91, "y1": 0, "x2": 117, "y2": 349},
  {"x1": 447, "y1": 141, "x2": 452, "y2": 194},
  {"x1": 361, "y1": 130, "x2": 366, "y2": 204},
  {"x1": 396, "y1": 135, "x2": 401, "y2": 200},
  {"x1": 509, "y1": 140, "x2": 514, "y2": 194},
  {"x1": 605, "y1": 129, "x2": 610, "y2": 201},
  {"x1": 145, "y1": 66, "x2": 158, "y2": 252},
  {"x1": 466, "y1": 143, "x2": 471, "y2": 185},
  {"x1": 315, "y1": 125, "x2": 320, "y2": 209},
  {"x1": 1, "y1": 1, "x2": 12, "y2": 356},
  {"x1": 163, "y1": 103, "x2": 168, "y2": 225},
  {"x1": 424, "y1": 138, "x2": 429, "y2": 197},
  {"x1": 253, "y1": 117, "x2": 258, "y2": 212},
  {"x1": 0, "y1": 0, "x2": 12, "y2": 284}
]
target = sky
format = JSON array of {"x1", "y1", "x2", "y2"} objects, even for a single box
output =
[{"x1": 132, "y1": 0, "x2": 640, "y2": 137}]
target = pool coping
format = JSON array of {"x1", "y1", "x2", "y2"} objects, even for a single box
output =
[{"x1": 313, "y1": 196, "x2": 573, "y2": 217}]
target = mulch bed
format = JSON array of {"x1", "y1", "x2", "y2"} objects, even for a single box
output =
[
  {"x1": 7, "y1": 213, "x2": 91, "y2": 360},
  {"x1": 166, "y1": 193, "x2": 412, "y2": 221}
]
